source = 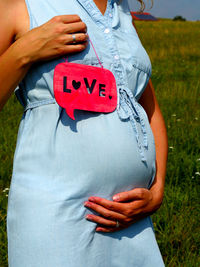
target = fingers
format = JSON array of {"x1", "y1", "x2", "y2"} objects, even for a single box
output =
[
  {"x1": 84, "y1": 190, "x2": 155, "y2": 233},
  {"x1": 112, "y1": 188, "x2": 151, "y2": 202},
  {"x1": 86, "y1": 196, "x2": 144, "y2": 217},
  {"x1": 85, "y1": 195, "x2": 150, "y2": 218},
  {"x1": 65, "y1": 33, "x2": 88, "y2": 44},
  {"x1": 85, "y1": 213, "x2": 130, "y2": 233},
  {"x1": 48, "y1": 15, "x2": 88, "y2": 56},
  {"x1": 56, "y1": 42, "x2": 88, "y2": 56},
  {"x1": 50, "y1": 16, "x2": 87, "y2": 34},
  {"x1": 96, "y1": 226, "x2": 124, "y2": 233},
  {"x1": 86, "y1": 214, "x2": 133, "y2": 233},
  {"x1": 95, "y1": 217, "x2": 140, "y2": 233},
  {"x1": 87, "y1": 196, "x2": 128, "y2": 214},
  {"x1": 84, "y1": 201, "x2": 126, "y2": 221},
  {"x1": 51, "y1": 15, "x2": 82, "y2": 24},
  {"x1": 86, "y1": 214, "x2": 117, "y2": 227},
  {"x1": 84, "y1": 196, "x2": 149, "y2": 233},
  {"x1": 62, "y1": 21, "x2": 87, "y2": 34},
  {"x1": 51, "y1": 16, "x2": 88, "y2": 54}
]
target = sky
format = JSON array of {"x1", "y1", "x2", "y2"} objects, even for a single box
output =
[{"x1": 127, "y1": 0, "x2": 200, "y2": 21}]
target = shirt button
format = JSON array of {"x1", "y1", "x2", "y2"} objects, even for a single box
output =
[
  {"x1": 114, "y1": 55, "x2": 119, "y2": 60},
  {"x1": 104, "y1": 28, "x2": 110, "y2": 34}
]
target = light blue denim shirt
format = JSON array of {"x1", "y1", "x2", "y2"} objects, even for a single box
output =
[
  {"x1": 16, "y1": 0, "x2": 152, "y2": 162},
  {"x1": 8, "y1": 1, "x2": 165, "y2": 266}
]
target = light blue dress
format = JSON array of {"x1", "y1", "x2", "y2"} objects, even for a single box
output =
[{"x1": 7, "y1": 0, "x2": 165, "y2": 266}]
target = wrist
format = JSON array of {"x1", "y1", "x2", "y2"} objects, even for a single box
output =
[
  {"x1": 11, "y1": 38, "x2": 35, "y2": 68},
  {"x1": 149, "y1": 181, "x2": 165, "y2": 208}
]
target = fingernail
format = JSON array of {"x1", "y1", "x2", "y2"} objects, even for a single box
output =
[
  {"x1": 113, "y1": 195, "x2": 120, "y2": 201},
  {"x1": 84, "y1": 201, "x2": 91, "y2": 207},
  {"x1": 88, "y1": 197, "x2": 96, "y2": 202},
  {"x1": 86, "y1": 214, "x2": 93, "y2": 220},
  {"x1": 96, "y1": 227, "x2": 103, "y2": 232}
]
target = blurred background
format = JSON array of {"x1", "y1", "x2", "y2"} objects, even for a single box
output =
[
  {"x1": 0, "y1": 0, "x2": 200, "y2": 266},
  {"x1": 128, "y1": 0, "x2": 200, "y2": 21}
]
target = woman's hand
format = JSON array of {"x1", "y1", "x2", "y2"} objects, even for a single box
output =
[
  {"x1": 0, "y1": 13, "x2": 88, "y2": 110},
  {"x1": 84, "y1": 187, "x2": 163, "y2": 232},
  {"x1": 15, "y1": 14, "x2": 89, "y2": 64}
]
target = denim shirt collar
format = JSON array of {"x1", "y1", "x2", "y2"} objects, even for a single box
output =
[{"x1": 76, "y1": 0, "x2": 116, "y2": 28}]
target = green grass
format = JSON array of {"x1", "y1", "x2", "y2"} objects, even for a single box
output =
[
  {"x1": 136, "y1": 20, "x2": 200, "y2": 266},
  {"x1": 0, "y1": 19, "x2": 200, "y2": 266}
]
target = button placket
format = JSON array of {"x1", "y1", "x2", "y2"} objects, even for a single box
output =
[
  {"x1": 76, "y1": 0, "x2": 149, "y2": 163},
  {"x1": 101, "y1": 26, "x2": 126, "y2": 87}
]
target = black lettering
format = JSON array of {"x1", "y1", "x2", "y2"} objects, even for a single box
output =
[
  {"x1": 63, "y1": 77, "x2": 71, "y2": 93},
  {"x1": 72, "y1": 80, "x2": 81, "y2": 90},
  {"x1": 99, "y1": 84, "x2": 106, "y2": 97},
  {"x1": 84, "y1": 78, "x2": 97, "y2": 94}
]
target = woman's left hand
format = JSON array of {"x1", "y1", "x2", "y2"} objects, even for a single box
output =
[{"x1": 84, "y1": 187, "x2": 163, "y2": 232}]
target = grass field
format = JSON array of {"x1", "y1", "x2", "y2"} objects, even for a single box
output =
[{"x1": 0, "y1": 19, "x2": 200, "y2": 266}]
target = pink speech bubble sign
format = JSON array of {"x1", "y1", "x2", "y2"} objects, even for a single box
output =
[{"x1": 53, "y1": 62, "x2": 117, "y2": 120}]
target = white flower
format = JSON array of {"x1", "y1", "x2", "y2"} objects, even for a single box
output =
[
  {"x1": 2, "y1": 187, "x2": 9, "y2": 192},
  {"x1": 169, "y1": 146, "x2": 174, "y2": 149},
  {"x1": 195, "y1": 172, "x2": 200, "y2": 176},
  {"x1": 172, "y1": 114, "x2": 176, "y2": 117}
]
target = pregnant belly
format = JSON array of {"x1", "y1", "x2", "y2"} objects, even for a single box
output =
[
  {"x1": 12, "y1": 104, "x2": 156, "y2": 201},
  {"x1": 8, "y1": 104, "x2": 157, "y2": 263}
]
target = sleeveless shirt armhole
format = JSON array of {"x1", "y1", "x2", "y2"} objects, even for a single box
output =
[{"x1": 24, "y1": 0, "x2": 34, "y2": 30}]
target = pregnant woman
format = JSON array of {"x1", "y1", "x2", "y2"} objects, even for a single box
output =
[{"x1": 0, "y1": 0, "x2": 168, "y2": 266}]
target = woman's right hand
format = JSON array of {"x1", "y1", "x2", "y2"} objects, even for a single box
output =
[
  {"x1": 0, "y1": 4, "x2": 88, "y2": 111},
  {"x1": 15, "y1": 15, "x2": 89, "y2": 64}
]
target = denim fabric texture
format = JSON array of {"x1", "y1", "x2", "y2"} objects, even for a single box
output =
[{"x1": 7, "y1": 0, "x2": 165, "y2": 266}]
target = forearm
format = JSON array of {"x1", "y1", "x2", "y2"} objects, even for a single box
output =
[
  {"x1": 148, "y1": 80, "x2": 168, "y2": 204},
  {"x1": 139, "y1": 79, "x2": 168, "y2": 206},
  {"x1": 0, "y1": 41, "x2": 32, "y2": 111},
  {"x1": 0, "y1": 15, "x2": 89, "y2": 111},
  {"x1": 149, "y1": 102, "x2": 168, "y2": 205}
]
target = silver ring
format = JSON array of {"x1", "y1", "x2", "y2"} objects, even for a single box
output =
[
  {"x1": 72, "y1": 34, "x2": 76, "y2": 43},
  {"x1": 116, "y1": 221, "x2": 120, "y2": 228}
]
